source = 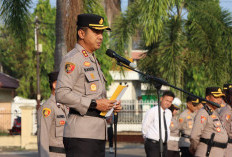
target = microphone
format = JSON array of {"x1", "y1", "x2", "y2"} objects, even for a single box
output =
[{"x1": 106, "y1": 49, "x2": 137, "y2": 69}]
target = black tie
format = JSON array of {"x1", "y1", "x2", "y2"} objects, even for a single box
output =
[{"x1": 163, "y1": 111, "x2": 168, "y2": 143}]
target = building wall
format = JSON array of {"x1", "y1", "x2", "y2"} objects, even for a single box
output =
[{"x1": 0, "y1": 102, "x2": 12, "y2": 132}]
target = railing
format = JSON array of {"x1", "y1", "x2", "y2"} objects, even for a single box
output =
[{"x1": 118, "y1": 100, "x2": 157, "y2": 124}]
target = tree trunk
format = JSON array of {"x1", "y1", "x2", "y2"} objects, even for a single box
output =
[
  {"x1": 104, "y1": 0, "x2": 121, "y2": 27},
  {"x1": 54, "y1": 0, "x2": 83, "y2": 71},
  {"x1": 54, "y1": 0, "x2": 67, "y2": 71}
]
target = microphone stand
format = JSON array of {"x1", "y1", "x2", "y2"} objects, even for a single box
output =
[
  {"x1": 114, "y1": 113, "x2": 118, "y2": 157},
  {"x1": 115, "y1": 61, "x2": 220, "y2": 157}
]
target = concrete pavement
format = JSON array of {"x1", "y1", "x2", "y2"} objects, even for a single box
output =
[{"x1": 0, "y1": 143, "x2": 146, "y2": 157}]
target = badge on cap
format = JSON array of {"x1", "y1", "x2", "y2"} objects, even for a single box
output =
[
  {"x1": 82, "y1": 50, "x2": 88, "y2": 57},
  {"x1": 84, "y1": 61, "x2": 91, "y2": 67},
  {"x1": 59, "y1": 120, "x2": 65, "y2": 125},
  {"x1": 99, "y1": 18, "x2": 103, "y2": 25},
  {"x1": 65, "y1": 62, "x2": 75, "y2": 74},
  {"x1": 90, "y1": 83, "x2": 97, "y2": 91},
  {"x1": 42, "y1": 108, "x2": 51, "y2": 118},
  {"x1": 201, "y1": 116, "x2": 206, "y2": 123}
]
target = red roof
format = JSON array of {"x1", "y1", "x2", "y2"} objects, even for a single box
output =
[
  {"x1": 0, "y1": 72, "x2": 19, "y2": 89},
  {"x1": 131, "y1": 51, "x2": 146, "y2": 60}
]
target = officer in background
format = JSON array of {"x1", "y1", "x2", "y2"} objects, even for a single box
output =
[
  {"x1": 37, "y1": 71, "x2": 69, "y2": 157},
  {"x1": 179, "y1": 96, "x2": 199, "y2": 157},
  {"x1": 219, "y1": 84, "x2": 232, "y2": 157},
  {"x1": 55, "y1": 14, "x2": 122, "y2": 157},
  {"x1": 167, "y1": 98, "x2": 181, "y2": 157},
  {"x1": 190, "y1": 87, "x2": 228, "y2": 157}
]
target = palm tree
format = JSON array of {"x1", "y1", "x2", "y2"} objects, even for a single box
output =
[{"x1": 111, "y1": 0, "x2": 232, "y2": 98}]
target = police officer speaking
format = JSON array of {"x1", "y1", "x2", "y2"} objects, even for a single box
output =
[
  {"x1": 55, "y1": 14, "x2": 122, "y2": 157},
  {"x1": 37, "y1": 71, "x2": 69, "y2": 157}
]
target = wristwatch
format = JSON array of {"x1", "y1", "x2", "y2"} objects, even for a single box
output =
[{"x1": 90, "y1": 99, "x2": 97, "y2": 109}]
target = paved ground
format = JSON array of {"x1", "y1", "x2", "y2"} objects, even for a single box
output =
[{"x1": 0, "y1": 143, "x2": 146, "y2": 157}]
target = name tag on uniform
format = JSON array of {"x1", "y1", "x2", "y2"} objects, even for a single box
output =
[
  {"x1": 57, "y1": 115, "x2": 65, "y2": 118},
  {"x1": 84, "y1": 67, "x2": 94, "y2": 72}
]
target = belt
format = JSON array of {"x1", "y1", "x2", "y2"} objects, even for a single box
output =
[
  {"x1": 49, "y1": 146, "x2": 65, "y2": 154},
  {"x1": 200, "y1": 138, "x2": 227, "y2": 148},
  {"x1": 181, "y1": 134, "x2": 190, "y2": 138},
  {"x1": 69, "y1": 108, "x2": 105, "y2": 118},
  {"x1": 146, "y1": 138, "x2": 167, "y2": 145},
  {"x1": 169, "y1": 136, "x2": 180, "y2": 141},
  {"x1": 228, "y1": 138, "x2": 232, "y2": 143}
]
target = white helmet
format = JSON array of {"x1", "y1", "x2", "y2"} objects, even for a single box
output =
[{"x1": 172, "y1": 97, "x2": 181, "y2": 109}]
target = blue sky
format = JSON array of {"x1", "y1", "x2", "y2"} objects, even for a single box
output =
[{"x1": 31, "y1": 0, "x2": 232, "y2": 14}]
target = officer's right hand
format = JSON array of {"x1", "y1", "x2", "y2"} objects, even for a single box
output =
[{"x1": 96, "y1": 99, "x2": 116, "y2": 112}]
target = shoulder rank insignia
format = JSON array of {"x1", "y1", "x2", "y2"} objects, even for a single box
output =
[
  {"x1": 65, "y1": 62, "x2": 75, "y2": 74},
  {"x1": 211, "y1": 115, "x2": 217, "y2": 119},
  {"x1": 201, "y1": 116, "x2": 206, "y2": 124},
  {"x1": 82, "y1": 50, "x2": 88, "y2": 57},
  {"x1": 84, "y1": 61, "x2": 91, "y2": 67},
  {"x1": 90, "y1": 83, "x2": 97, "y2": 91},
  {"x1": 59, "y1": 120, "x2": 65, "y2": 125},
  {"x1": 42, "y1": 108, "x2": 51, "y2": 118}
]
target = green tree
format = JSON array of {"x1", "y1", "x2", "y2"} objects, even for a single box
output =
[
  {"x1": 111, "y1": 0, "x2": 232, "y2": 99},
  {"x1": 0, "y1": 0, "x2": 56, "y2": 99}
]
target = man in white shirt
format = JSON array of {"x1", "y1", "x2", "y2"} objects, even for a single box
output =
[{"x1": 142, "y1": 91, "x2": 175, "y2": 157}]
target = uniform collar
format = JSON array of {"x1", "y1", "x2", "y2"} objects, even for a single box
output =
[{"x1": 75, "y1": 43, "x2": 96, "y2": 63}]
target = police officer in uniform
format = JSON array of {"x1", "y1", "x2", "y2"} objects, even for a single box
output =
[
  {"x1": 167, "y1": 98, "x2": 181, "y2": 157},
  {"x1": 37, "y1": 71, "x2": 69, "y2": 157},
  {"x1": 179, "y1": 96, "x2": 199, "y2": 157},
  {"x1": 219, "y1": 84, "x2": 232, "y2": 157},
  {"x1": 55, "y1": 14, "x2": 122, "y2": 157},
  {"x1": 190, "y1": 87, "x2": 228, "y2": 157}
]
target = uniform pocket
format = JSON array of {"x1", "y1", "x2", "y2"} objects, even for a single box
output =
[
  {"x1": 84, "y1": 71, "x2": 100, "y2": 95},
  {"x1": 55, "y1": 118, "x2": 66, "y2": 137}
]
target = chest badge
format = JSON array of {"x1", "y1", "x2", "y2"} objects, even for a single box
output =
[
  {"x1": 59, "y1": 120, "x2": 65, "y2": 125},
  {"x1": 201, "y1": 116, "x2": 207, "y2": 124},
  {"x1": 226, "y1": 114, "x2": 231, "y2": 121},
  {"x1": 84, "y1": 61, "x2": 91, "y2": 67},
  {"x1": 171, "y1": 121, "x2": 174, "y2": 127},
  {"x1": 90, "y1": 83, "x2": 97, "y2": 91},
  {"x1": 216, "y1": 127, "x2": 221, "y2": 132},
  {"x1": 65, "y1": 62, "x2": 75, "y2": 74}
]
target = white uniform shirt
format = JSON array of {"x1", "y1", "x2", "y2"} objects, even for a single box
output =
[{"x1": 142, "y1": 105, "x2": 172, "y2": 142}]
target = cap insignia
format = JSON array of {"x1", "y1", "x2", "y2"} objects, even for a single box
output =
[{"x1": 99, "y1": 18, "x2": 103, "y2": 25}]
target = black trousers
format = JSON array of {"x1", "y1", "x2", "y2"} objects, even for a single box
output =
[
  {"x1": 166, "y1": 150, "x2": 180, "y2": 157},
  {"x1": 179, "y1": 147, "x2": 193, "y2": 157},
  {"x1": 107, "y1": 124, "x2": 113, "y2": 148},
  {"x1": 145, "y1": 139, "x2": 167, "y2": 157},
  {"x1": 63, "y1": 137, "x2": 106, "y2": 157}
]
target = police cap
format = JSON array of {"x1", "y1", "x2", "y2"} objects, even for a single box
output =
[
  {"x1": 205, "y1": 87, "x2": 225, "y2": 97},
  {"x1": 77, "y1": 13, "x2": 111, "y2": 30},
  {"x1": 48, "y1": 71, "x2": 59, "y2": 83}
]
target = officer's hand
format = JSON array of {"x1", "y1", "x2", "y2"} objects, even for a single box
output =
[
  {"x1": 113, "y1": 101, "x2": 122, "y2": 113},
  {"x1": 96, "y1": 99, "x2": 116, "y2": 112}
]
